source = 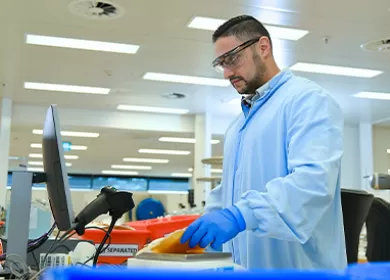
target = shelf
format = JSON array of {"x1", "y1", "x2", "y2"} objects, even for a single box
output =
[
  {"x1": 196, "y1": 176, "x2": 222, "y2": 182},
  {"x1": 201, "y1": 156, "x2": 223, "y2": 167}
]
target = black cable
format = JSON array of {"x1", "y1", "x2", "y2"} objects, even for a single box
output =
[
  {"x1": 47, "y1": 225, "x2": 111, "y2": 267},
  {"x1": 58, "y1": 226, "x2": 107, "y2": 244},
  {"x1": 51, "y1": 244, "x2": 72, "y2": 253},
  {"x1": 31, "y1": 251, "x2": 39, "y2": 271},
  {"x1": 92, "y1": 217, "x2": 117, "y2": 266},
  {"x1": 41, "y1": 230, "x2": 61, "y2": 268}
]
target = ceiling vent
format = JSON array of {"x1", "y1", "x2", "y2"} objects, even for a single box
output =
[
  {"x1": 68, "y1": 0, "x2": 125, "y2": 20},
  {"x1": 161, "y1": 92, "x2": 187, "y2": 99},
  {"x1": 361, "y1": 38, "x2": 390, "y2": 52}
]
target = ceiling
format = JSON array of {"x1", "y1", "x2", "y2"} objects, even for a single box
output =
[{"x1": 1, "y1": 0, "x2": 390, "y2": 177}]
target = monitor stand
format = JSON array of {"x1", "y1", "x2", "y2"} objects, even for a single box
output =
[{"x1": 1, "y1": 171, "x2": 46, "y2": 276}]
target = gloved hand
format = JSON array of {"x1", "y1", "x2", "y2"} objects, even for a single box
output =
[{"x1": 180, "y1": 206, "x2": 246, "y2": 250}]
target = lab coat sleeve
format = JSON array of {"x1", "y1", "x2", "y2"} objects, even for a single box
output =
[
  {"x1": 235, "y1": 88, "x2": 344, "y2": 244},
  {"x1": 204, "y1": 183, "x2": 223, "y2": 213}
]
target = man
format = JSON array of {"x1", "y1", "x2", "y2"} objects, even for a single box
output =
[{"x1": 180, "y1": 15, "x2": 347, "y2": 270}]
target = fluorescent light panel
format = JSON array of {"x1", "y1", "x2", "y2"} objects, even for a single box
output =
[
  {"x1": 8, "y1": 156, "x2": 21, "y2": 160},
  {"x1": 139, "y1": 149, "x2": 191, "y2": 155},
  {"x1": 24, "y1": 82, "x2": 110, "y2": 95},
  {"x1": 26, "y1": 34, "x2": 140, "y2": 54},
  {"x1": 289, "y1": 62, "x2": 383, "y2": 78},
  {"x1": 148, "y1": 190, "x2": 189, "y2": 194},
  {"x1": 187, "y1": 16, "x2": 309, "y2": 41},
  {"x1": 158, "y1": 137, "x2": 220, "y2": 144},
  {"x1": 28, "y1": 161, "x2": 72, "y2": 167},
  {"x1": 27, "y1": 167, "x2": 44, "y2": 172},
  {"x1": 187, "y1": 168, "x2": 222, "y2": 173},
  {"x1": 117, "y1": 105, "x2": 189, "y2": 115},
  {"x1": 211, "y1": 169, "x2": 223, "y2": 173},
  {"x1": 123, "y1": 158, "x2": 169, "y2": 164},
  {"x1": 353, "y1": 92, "x2": 390, "y2": 100},
  {"x1": 387, "y1": 149, "x2": 390, "y2": 154},
  {"x1": 29, "y1": 153, "x2": 78, "y2": 160},
  {"x1": 171, "y1": 173, "x2": 192, "y2": 177},
  {"x1": 33, "y1": 129, "x2": 99, "y2": 138},
  {"x1": 31, "y1": 143, "x2": 88, "y2": 150},
  {"x1": 143, "y1": 72, "x2": 230, "y2": 87},
  {"x1": 102, "y1": 170, "x2": 139, "y2": 175},
  {"x1": 111, "y1": 164, "x2": 152, "y2": 170}
]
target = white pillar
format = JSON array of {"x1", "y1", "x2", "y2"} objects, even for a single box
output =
[
  {"x1": 0, "y1": 97, "x2": 12, "y2": 208},
  {"x1": 192, "y1": 113, "x2": 212, "y2": 208},
  {"x1": 359, "y1": 123, "x2": 373, "y2": 190}
]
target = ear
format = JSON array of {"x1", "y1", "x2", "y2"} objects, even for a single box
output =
[{"x1": 258, "y1": 36, "x2": 272, "y2": 58}]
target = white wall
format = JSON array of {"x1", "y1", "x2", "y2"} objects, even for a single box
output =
[
  {"x1": 6, "y1": 189, "x2": 190, "y2": 224},
  {"x1": 373, "y1": 126, "x2": 390, "y2": 173},
  {"x1": 341, "y1": 124, "x2": 361, "y2": 190},
  {"x1": 371, "y1": 125, "x2": 390, "y2": 202},
  {"x1": 4, "y1": 124, "x2": 365, "y2": 221}
]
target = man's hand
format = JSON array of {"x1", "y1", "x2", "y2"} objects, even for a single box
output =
[{"x1": 180, "y1": 206, "x2": 246, "y2": 250}]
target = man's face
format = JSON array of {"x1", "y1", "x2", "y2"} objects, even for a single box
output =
[{"x1": 214, "y1": 36, "x2": 267, "y2": 94}]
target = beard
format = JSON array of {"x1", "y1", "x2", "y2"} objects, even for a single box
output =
[{"x1": 231, "y1": 53, "x2": 267, "y2": 95}]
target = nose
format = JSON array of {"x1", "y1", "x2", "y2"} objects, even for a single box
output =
[{"x1": 223, "y1": 68, "x2": 234, "y2": 79}]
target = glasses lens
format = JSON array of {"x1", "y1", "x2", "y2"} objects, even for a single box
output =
[{"x1": 213, "y1": 64, "x2": 224, "y2": 73}]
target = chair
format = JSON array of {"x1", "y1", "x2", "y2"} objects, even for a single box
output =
[
  {"x1": 341, "y1": 189, "x2": 374, "y2": 264},
  {"x1": 365, "y1": 197, "x2": 390, "y2": 262}
]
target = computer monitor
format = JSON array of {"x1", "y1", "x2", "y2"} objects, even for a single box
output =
[
  {"x1": 3, "y1": 104, "x2": 75, "y2": 272},
  {"x1": 42, "y1": 104, "x2": 74, "y2": 231}
]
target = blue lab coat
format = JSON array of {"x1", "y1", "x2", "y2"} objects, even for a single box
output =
[{"x1": 206, "y1": 69, "x2": 347, "y2": 270}]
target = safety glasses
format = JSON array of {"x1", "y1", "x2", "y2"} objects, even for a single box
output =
[{"x1": 212, "y1": 37, "x2": 261, "y2": 73}]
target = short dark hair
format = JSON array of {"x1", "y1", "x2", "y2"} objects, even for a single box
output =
[{"x1": 212, "y1": 15, "x2": 272, "y2": 47}]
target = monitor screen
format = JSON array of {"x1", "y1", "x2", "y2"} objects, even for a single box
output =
[{"x1": 42, "y1": 105, "x2": 74, "y2": 231}]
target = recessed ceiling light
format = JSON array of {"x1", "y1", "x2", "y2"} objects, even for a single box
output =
[
  {"x1": 8, "y1": 156, "x2": 21, "y2": 160},
  {"x1": 63, "y1": 155, "x2": 79, "y2": 160},
  {"x1": 211, "y1": 169, "x2": 223, "y2": 173},
  {"x1": 353, "y1": 92, "x2": 390, "y2": 100},
  {"x1": 25, "y1": 34, "x2": 140, "y2": 54},
  {"x1": 187, "y1": 16, "x2": 309, "y2": 41},
  {"x1": 30, "y1": 143, "x2": 88, "y2": 150},
  {"x1": 188, "y1": 168, "x2": 193, "y2": 172},
  {"x1": 139, "y1": 149, "x2": 191, "y2": 155},
  {"x1": 101, "y1": 170, "x2": 139, "y2": 175},
  {"x1": 171, "y1": 173, "x2": 193, "y2": 177},
  {"x1": 117, "y1": 105, "x2": 189, "y2": 114},
  {"x1": 24, "y1": 82, "x2": 110, "y2": 95},
  {"x1": 29, "y1": 153, "x2": 43, "y2": 158},
  {"x1": 28, "y1": 161, "x2": 44, "y2": 166},
  {"x1": 148, "y1": 190, "x2": 189, "y2": 194},
  {"x1": 123, "y1": 158, "x2": 169, "y2": 164},
  {"x1": 111, "y1": 164, "x2": 152, "y2": 170},
  {"x1": 28, "y1": 161, "x2": 72, "y2": 167},
  {"x1": 28, "y1": 153, "x2": 78, "y2": 160},
  {"x1": 289, "y1": 62, "x2": 383, "y2": 78},
  {"x1": 27, "y1": 167, "x2": 44, "y2": 172},
  {"x1": 33, "y1": 129, "x2": 99, "y2": 138},
  {"x1": 158, "y1": 137, "x2": 220, "y2": 144},
  {"x1": 387, "y1": 149, "x2": 390, "y2": 154},
  {"x1": 143, "y1": 72, "x2": 230, "y2": 87}
]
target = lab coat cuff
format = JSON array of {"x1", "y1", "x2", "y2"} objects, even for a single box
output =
[
  {"x1": 235, "y1": 199, "x2": 258, "y2": 231},
  {"x1": 226, "y1": 205, "x2": 246, "y2": 232}
]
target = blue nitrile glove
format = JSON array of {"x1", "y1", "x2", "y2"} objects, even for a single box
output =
[{"x1": 180, "y1": 205, "x2": 246, "y2": 250}]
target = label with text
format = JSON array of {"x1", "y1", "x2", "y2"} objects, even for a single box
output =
[{"x1": 96, "y1": 244, "x2": 139, "y2": 257}]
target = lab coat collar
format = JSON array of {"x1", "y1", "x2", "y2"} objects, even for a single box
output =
[
  {"x1": 240, "y1": 69, "x2": 293, "y2": 122},
  {"x1": 241, "y1": 69, "x2": 293, "y2": 116}
]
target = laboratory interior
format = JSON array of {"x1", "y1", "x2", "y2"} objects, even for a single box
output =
[{"x1": 0, "y1": 0, "x2": 390, "y2": 279}]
